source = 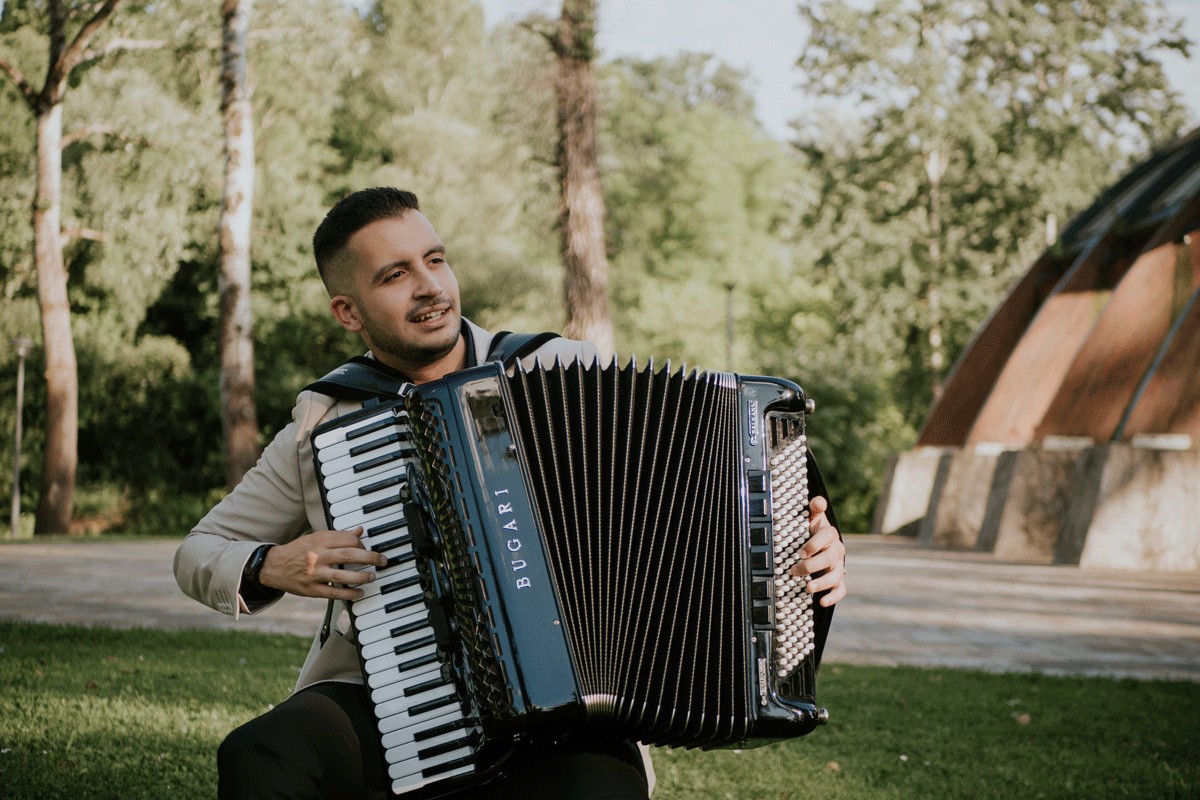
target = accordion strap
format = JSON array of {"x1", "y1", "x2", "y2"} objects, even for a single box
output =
[
  {"x1": 486, "y1": 330, "x2": 562, "y2": 365},
  {"x1": 303, "y1": 356, "x2": 411, "y2": 400}
]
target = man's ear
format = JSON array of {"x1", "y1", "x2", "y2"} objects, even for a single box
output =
[{"x1": 329, "y1": 294, "x2": 364, "y2": 333}]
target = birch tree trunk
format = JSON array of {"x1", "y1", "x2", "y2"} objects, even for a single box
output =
[
  {"x1": 33, "y1": 103, "x2": 77, "y2": 534},
  {"x1": 217, "y1": 0, "x2": 260, "y2": 488},
  {"x1": 0, "y1": 0, "x2": 125, "y2": 533},
  {"x1": 553, "y1": 0, "x2": 614, "y2": 358}
]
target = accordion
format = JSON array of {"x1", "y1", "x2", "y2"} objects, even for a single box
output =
[{"x1": 311, "y1": 358, "x2": 833, "y2": 797}]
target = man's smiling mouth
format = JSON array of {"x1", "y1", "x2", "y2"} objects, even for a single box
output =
[{"x1": 412, "y1": 307, "x2": 449, "y2": 324}]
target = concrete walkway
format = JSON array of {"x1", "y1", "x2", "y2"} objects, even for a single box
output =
[{"x1": 2, "y1": 535, "x2": 1198, "y2": 682}]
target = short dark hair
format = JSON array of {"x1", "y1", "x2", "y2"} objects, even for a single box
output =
[{"x1": 312, "y1": 187, "x2": 421, "y2": 289}]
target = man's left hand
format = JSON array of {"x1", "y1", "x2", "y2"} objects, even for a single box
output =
[{"x1": 790, "y1": 495, "x2": 847, "y2": 607}]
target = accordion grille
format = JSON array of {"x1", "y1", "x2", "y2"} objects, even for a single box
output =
[
  {"x1": 508, "y1": 360, "x2": 751, "y2": 746},
  {"x1": 404, "y1": 398, "x2": 515, "y2": 720}
]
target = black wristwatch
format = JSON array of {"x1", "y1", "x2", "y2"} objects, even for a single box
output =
[{"x1": 242, "y1": 543, "x2": 274, "y2": 589}]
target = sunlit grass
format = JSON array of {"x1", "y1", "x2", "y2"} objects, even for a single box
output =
[{"x1": 1, "y1": 621, "x2": 1196, "y2": 799}]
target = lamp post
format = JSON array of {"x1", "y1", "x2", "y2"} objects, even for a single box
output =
[
  {"x1": 724, "y1": 282, "x2": 735, "y2": 371},
  {"x1": 10, "y1": 335, "x2": 33, "y2": 539}
]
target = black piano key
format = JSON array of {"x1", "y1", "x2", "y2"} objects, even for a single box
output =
[
  {"x1": 349, "y1": 431, "x2": 409, "y2": 458},
  {"x1": 413, "y1": 718, "x2": 469, "y2": 742},
  {"x1": 422, "y1": 755, "x2": 476, "y2": 779},
  {"x1": 388, "y1": 618, "x2": 431, "y2": 641},
  {"x1": 359, "y1": 473, "x2": 406, "y2": 496},
  {"x1": 367, "y1": 517, "x2": 409, "y2": 537},
  {"x1": 384, "y1": 551, "x2": 417, "y2": 570},
  {"x1": 380, "y1": 573, "x2": 422, "y2": 596},
  {"x1": 404, "y1": 675, "x2": 454, "y2": 698},
  {"x1": 383, "y1": 594, "x2": 425, "y2": 615},
  {"x1": 369, "y1": 533, "x2": 413, "y2": 553},
  {"x1": 398, "y1": 651, "x2": 440, "y2": 672},
  {"x1": 409, "y1": 692, "x2": 461, "y2": 718},
  {"x1": 364, "y1": 494, "x2": 405, "y2": 515},
  {"x1": 393, "y1": 634, "x2": 437, "y2": 656},
  {"x1": 344, "y1": 415, "x2": 400, "y2": 442},
  {"x1": 417, "y1": 733, "x2": 477, "y2": 760},
  {"x1": 354, "y1": 448, "x2": 413, "y2": 474}
]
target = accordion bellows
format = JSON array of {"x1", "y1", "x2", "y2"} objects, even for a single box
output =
[{"x1": 313, "y1": 357, "x2": 832, "y2": 797}]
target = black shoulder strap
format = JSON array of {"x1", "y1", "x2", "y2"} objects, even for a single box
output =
[
  {"x1": 305, "y1": 332, "x2": 562, "y2": 402},
  {"x1": 303, "y1": 356, "x2": 410, "y2": 400},
  {"x1": 487, "y1": 330, "x2": 562, "y2": 366}
]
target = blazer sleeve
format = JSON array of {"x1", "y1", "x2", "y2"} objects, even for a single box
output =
[{"x1": 173, "y1": 396, "x2": 323, "y2": 620}]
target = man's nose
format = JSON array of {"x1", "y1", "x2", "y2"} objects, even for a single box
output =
[{"x1": 411, "y1": 265, "x2": 442, "y2": 297}]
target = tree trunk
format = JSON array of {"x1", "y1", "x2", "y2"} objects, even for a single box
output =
[
  {"x1": 33, "y1": 103, "x2": 78, "y2": 534},
  {"x1": 554, "y1": 0, "x2": 614, "y2": 358},
  {"x1": 218, "y1": 0, "x2": 260, "y2": 488},
  {"x1": 924, "y1": 146, "x2": 947, "y2": 402}
]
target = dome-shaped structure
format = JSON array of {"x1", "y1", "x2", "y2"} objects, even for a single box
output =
[{"x1": 875, "y1": 128, "x2": 1200, "y2": 573}]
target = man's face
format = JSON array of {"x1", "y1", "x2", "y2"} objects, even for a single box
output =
[{"x1": 328, "y1": 212, "x2": 463, "y2": 375}]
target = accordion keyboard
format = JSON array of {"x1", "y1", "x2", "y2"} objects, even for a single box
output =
[{"x1": 312, "y1": 402, "x2": 480, "y2": 795}]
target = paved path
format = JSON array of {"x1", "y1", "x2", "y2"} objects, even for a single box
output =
[{"x1": 2, "y1": 535, "x2": 1198, "y2": 682}]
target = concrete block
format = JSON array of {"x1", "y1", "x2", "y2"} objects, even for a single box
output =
[
  {"x1": 991, "y1": 446, "x2": 1088, "y2": 563},
  {"x1": 1076, "y1": 443, "x2": 1200, "y2": 572},
  {"x1": 873, "y1": 447, "x2": 953, "y2": 536},
  {"x1": 920, "y1": 445, "x2": 1013, "y2": 550}
]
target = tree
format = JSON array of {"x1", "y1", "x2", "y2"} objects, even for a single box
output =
[
  {"x1": 217, "y1": 0, "x2": 259, "y2": 488},
  {"x1": 792, "y1": 0, "x2": 1192, "y2": 424},
  {"x1": 548, "y1": 0, "x2": 613, "y2": 356},
  {"x1": 0, "y1": 0, "x2": 131, "y2": 533},
  {"x1": 777, "y1": 0, "x2": 1192, "y2": 527},
  {"x1": 599, "y1": 54, "x2": 802, "y2": 369},
  {"x1": 328, "y1": 0, "x2": 564, "y2": 338}
]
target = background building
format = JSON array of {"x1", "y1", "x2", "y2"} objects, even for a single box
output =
[{"x1": 875, "y1": 127, "x2": 1200, "y2": 573}]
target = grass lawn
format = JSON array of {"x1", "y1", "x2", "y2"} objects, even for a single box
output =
[{"x1": 0, "y1": 620, "x2": 1196, "y2": 799}]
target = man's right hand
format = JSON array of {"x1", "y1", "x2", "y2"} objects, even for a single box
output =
[{"x1": 258, "y1": 528, "x2": 389, "y2": 600}]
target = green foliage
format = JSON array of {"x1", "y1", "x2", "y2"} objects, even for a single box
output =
[
  {"x1": 601, "y1": 54, "x2": 801, "y2": 370},
  {"x1": 0, "y1": 0, "x2": 1195, "y2": 533},
  {"x1": 1, "y1": 622, "x2": 1197, "y2": 799}
]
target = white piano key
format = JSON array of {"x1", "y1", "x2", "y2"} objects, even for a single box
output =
[
  {"x1": 376, "y1": 690, "x2": 460, "y2": 734},
  {"x1": 370, "y1": 660, "x2": 443, "y2": 704},
  {"x1": 388, "y1": 745, "x2": 475, "y2": 782},
  {"x1": 390, "y1": 763, "x2": 476, "y2": 795},
  {"x1": 385, "y1": 728, "x2": 473, "y2": 769},
  {"x1": 362, "y1": 530, "x2": 412, "y2": 556},
  {"x1": 353, "y1": 573, "x2": 422, "y2": 616},
  {"x1": 378, "y1": 706, "x2": 464, "y2": 750},
  {"x1": 358, "y1": 561, "x2": 417, "y2": 598},
  {"x1": 360, "y1": 622, "x2": 434, "y2": 661},
  {"x1": 365, "y1": 652, "x2": 443, "y2": 693},
  {"x1": 333, "y1": 501, "x2": 409, "y2": 532},
  {"x1": 318, "y1": 453, "x2": 409, "y2": 493},
  {"x1": 329, "y1": 481, "x2": 407, "y2": 519},
  {"x1": 365, "y1": 642, "x2": 439, "y2": 688},
  {"x1": 315, "y1": 424, "x2": 407, "y2": 463},
  {"x1": 376, "y1": 684, "x2": 459, "y2": 726},
  {"x1": 316, "y1": 452, "x2": 416, "y2": 493},
  {"x1": 353, "y1": 595, "x2": 427, "y2": 632},
  {"x1": 318, "y1": 437, "x2": 413, "y2": 470},
  {"x1": 324, "y1": 471, "x2": 405, "y2": 505},
  {"x1": 354, "y1": 601, "x2": 429, "y2": 645},
  {"x1": 312, "y1": 408, "x2": 401, "y2": 450}
]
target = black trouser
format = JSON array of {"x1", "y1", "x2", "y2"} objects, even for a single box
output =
[{"x1": 218, "y1": 682, "x2": 650, "y2": 800}]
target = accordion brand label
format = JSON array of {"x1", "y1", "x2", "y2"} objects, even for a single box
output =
[
  {"x1": 747, "y1": 398, "x2": 761, "y2": 447},
  {"x1": 494, "y1": 488, "x2": 532, "y2": 591}
]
